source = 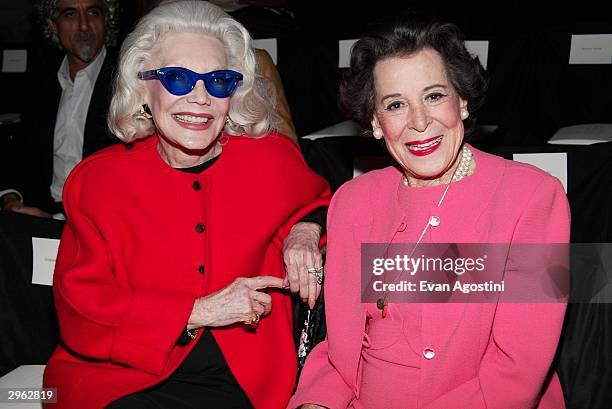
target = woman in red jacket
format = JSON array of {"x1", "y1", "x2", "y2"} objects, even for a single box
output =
[{"x1": 42, "y1": 2, "x2": 330, "y2": 408}]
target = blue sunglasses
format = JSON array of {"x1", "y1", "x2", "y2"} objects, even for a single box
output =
[{"x1": 138, "y1": 67, "x2": 243, "y2": 98}]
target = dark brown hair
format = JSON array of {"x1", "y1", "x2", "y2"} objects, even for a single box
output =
[{"x1": 339, "y1": 12, "x2": 487, "y2": 139}]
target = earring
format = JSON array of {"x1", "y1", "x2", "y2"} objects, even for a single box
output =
[
  {"x1": 373, "y1": 127, "x2": 384, "y2": 139},
  {"x1": 140, "y1": 104, "x2": 152, "y2": 119},
  {"x1": 218, "y1": 135, "x2": 229, "y2": 146},
  {"x1": 461, "y1": 109, "x2": 469, "y2": 120}
]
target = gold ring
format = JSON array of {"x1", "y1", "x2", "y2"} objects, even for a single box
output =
[{"x1": 243, "y1": 314, "x2": 260, "y2": 327}]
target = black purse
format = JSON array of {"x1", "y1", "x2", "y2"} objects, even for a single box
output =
[
  {"x1": 291, "y1": 242, "x2": 328, "y2": 380},
  {"x1": 294, "y1": 287, "x2": 327, "y2": 371}
]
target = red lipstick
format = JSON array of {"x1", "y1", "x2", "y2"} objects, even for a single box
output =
[{"x1": 405, "y1": 135, "x2": 443, "y2": 157}]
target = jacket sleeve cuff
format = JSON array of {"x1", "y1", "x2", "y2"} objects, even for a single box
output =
[
  {"x1": 288, "y1": 341, "x2": 354, "y2": 409},
  {"x1": 0, "y1": 189, "x2": 23, "y2": 207},
  {"x1": 273, "y1": 198, "x2": 330, "y2": 250},
  {"x1": 111, "y1": 289, "x2": 196, "y2": 374}
]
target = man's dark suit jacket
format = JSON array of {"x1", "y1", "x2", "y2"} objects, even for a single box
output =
[{"x1": 9, "y1": 50, "x2": 119, "y2": 213}]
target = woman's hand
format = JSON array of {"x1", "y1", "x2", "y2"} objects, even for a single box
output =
[
  {"x1": 283, "y1": 222, "x2": 323, "y2": 309},
  {"x1": 187, "y1": 276, "x2": 286, "y2": 329}
]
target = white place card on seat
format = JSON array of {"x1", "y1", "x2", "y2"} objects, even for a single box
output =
[
  {"x1": 513, "y1": 152, "x2": 568, "y2": 193},
  {"x1": 31, "y1": 237, "x2": 60, "y2": 286},
  {"x1": 548, "y1": 123, "x2": 612, "y2": 145},
  {"x1": 302, "y1": 120, "x2": 360, "y2": 140},
  {"x1": 2, "y1": 49, "x2": 27, "y2": 73},
  {"x1": 465, "y1": 40, "x2": 489, "y2": 69},
  {"x1": 252, "y1": 38, "x2": 278, "y2": 65},
  {"x1": 0, "y1": 365, "x2": 46, "y2": 409},
  {"x1": 569, "y1": 34, "x2": 612, "y2": 64},
  {"x1": 339, "y1": 39, "x2": 358, "y2": 68}
]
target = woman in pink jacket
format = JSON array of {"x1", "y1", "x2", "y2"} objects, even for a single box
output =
[{"x1": 289, "y1": 12, "x2": 570, "y2": 409}]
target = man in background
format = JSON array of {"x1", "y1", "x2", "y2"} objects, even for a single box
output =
[{"x1": 0, "y1": 0, "x2": 120, "y2": 218}]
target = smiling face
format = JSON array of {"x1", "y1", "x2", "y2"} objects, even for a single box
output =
[
  {"x1": 371, "y1": 48, "x2": 468, "y2": 186},
  {"x1": 144, "y1": 31, "x2": 231, "y2": 167}
]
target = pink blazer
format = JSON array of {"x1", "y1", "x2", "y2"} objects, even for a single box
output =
[{"x1": 289, "y1": 147, "x2": 570, "y2": 409}]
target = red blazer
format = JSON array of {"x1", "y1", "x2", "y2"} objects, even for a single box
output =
[{"x1": 43, "y1": 132, "x2": 330, "y2": 409}]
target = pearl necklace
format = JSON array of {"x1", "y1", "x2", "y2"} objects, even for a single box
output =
[
  {"x1": 377, "y1": 145, "x2": 473, "y2": 318},
  {"x1": 402, "y1": 145, "x2": 473, "y2": 186}
]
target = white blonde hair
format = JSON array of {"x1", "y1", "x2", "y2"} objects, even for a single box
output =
[{"x1": 108, "y1": 0, "x2": 276, "y2": 141}]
